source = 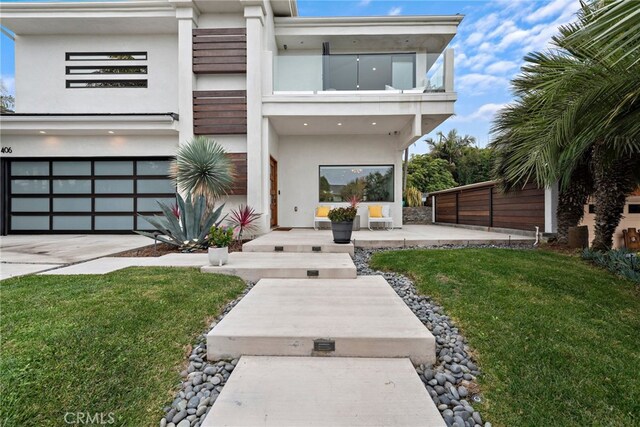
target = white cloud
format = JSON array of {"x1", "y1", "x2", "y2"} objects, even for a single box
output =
[
  {"x1": 1, "y1": 75, "x2": 15, "y2": 96},
  {"x1": 453, "y1": 103, "x2": 508, "y2": 123},
  {"x1": 358, "y1": 0, "x2": 371, "y2": 6},
  {"x1": 486, "y1": 60, "x2": 519, "y2": 74},
  {"x1": 457, "y1": 73, "x2": 509, "y2": 95},
  {"x1": 388, "y1": 6, "x2": 402, "y2": 16},
  {"x1": 525, "y1": 0, "x2": 575, "y2": 23},
  {"x1": 466, "y1": 32, "x2": 484, "y2": 45}
]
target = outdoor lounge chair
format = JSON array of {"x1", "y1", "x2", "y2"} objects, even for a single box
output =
[
  {"x1": 368, "y1": 205, "x2": 393, "y2": 231},
  {"x1": 313, "y1": 205, "x2": 334, "y2": 230}
]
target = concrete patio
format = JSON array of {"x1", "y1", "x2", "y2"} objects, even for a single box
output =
[{"x1": 247, "y1": 224, "x2": 535, "y2": 250}]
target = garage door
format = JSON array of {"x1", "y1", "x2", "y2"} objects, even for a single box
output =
[{"x1": 4, "y1": 158, "x2": 176, "y2": 233}]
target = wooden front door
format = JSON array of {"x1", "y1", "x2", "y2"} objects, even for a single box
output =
[{"x1": 269, "y1": 156, "x2": 278, "y2": 228}]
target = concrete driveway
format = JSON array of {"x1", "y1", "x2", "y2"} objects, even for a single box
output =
[{"x1": 0, "y1": 234, "x2": 150, "y2": 280}]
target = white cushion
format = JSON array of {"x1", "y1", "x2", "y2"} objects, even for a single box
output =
[{"x1": 382, "y1": 205, "x2": 391, "y2": 217}]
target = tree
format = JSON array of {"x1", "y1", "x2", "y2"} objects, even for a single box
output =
[
  {"x1": 426, "y1": 129, "x2": 476, "y2": 173},
  {"x1": 406, "y1": 154, "x2": 457, "y2": 193},
  {"x1": 456, "y1": 147, "x2": 495, "y2": 186},
  {"x1": 1, "y1": 80, "x2": 15, "y2": 113},
  {"x1": 170, "y1": 136, "x2": 234, "y2": 206},
  {"x1": 491, "y1": 0, "x2": 640, "y2": 249}
]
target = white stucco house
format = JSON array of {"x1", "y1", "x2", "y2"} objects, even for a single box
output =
[{"x1": 0, "y1": 0, "x2": 461, "y2": 235}]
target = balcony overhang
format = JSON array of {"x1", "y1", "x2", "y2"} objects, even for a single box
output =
[
  {"x1": 274, "y1": 15, "x2": 463, "y2": 53},
  {"x1": 0, "y1": 113, "x2": 179, "y2": 136},
  {"x1": 0, "y1": 1, "x2": 178, "y2": 35}
]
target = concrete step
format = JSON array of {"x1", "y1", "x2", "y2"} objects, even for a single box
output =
[
  {"x1": 243, "y1": 230, "x2": 354, "y2": 255},
  {"x1": 201, "y1": 252, "x2": 357, "y2": 282},
  {"x1": 201, "y1": 356, "x2": 445, "y2": 427},
  {"x1": 207, "y1": 276, "x2": 435, "y2": 365}
]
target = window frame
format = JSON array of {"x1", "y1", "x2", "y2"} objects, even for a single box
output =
[
  {"x1": 318, "y1": 164, "x2": 395, "y2": 203},
  {"x1": 65, "y1": 52, "x2": 148, "y2": 61}
]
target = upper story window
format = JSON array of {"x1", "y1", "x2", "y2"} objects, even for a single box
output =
[
  {"x1": 65, "y1": 52, "x2": 148, "y2": 89},
  {"x1": 66, "y1": 52, "x2": 147, "y2": 61},
  {"x1": 324, "y1": 53, "x2": 415, "y2": 91}
]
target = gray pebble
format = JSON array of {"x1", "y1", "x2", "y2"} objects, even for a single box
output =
[{"x1": 172, "y1": 410, "x2": 187, "y2": 424}]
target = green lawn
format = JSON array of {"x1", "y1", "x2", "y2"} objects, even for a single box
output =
[
  {"x1": 0, "y1": 268, "x2": 244, "y2": 427},
  {"x1": 370, "y1": 249, "x2": 640, "y2": 427}
]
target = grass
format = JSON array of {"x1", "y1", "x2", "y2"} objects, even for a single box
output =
[
  {"x1": 370, "y1": 249, "x2": 640, "y2": 427},
  {"x1": 0, "y1": 267, "x2": 244, "y2": 427}
]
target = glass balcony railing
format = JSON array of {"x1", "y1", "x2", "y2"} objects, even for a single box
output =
[{"x1": 273, "y1": 51, "x2": 448, "y2": 93}]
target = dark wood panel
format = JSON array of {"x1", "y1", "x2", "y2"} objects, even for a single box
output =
[
  {"x1": 193, "y1": 28, "x2": 247, "y2": 75},
  {"x1": 228, "y1": 153, "x2": 247, "y2": 195},
  {"x1": 193, "y1": 35, "x2": 246, "y2": 43},
  {"x1": 194, "y1": 56, "x2": 247, "y2": 64},
  {"x1": 193, "y1": 28, "x2": 246, "y2": 36},
  {"x1": 193, "y1": 49, "x2": 247, "y2": 57},
  {"x1": 193, "y1": 90, "x2": 247, "y2": 135},
  {"x1": 194, "y1": 64, "x2": 247, "y2": 74},
  {"x1": 194, "y1": 125, "x2": 247, "y2": 135},
  {"x1": 193, "y1": 42, "x2": 246, "y2": 50}
]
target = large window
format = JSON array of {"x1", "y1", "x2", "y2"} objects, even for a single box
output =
[
  {"x1": 65, "y1": 51, "x2": 148, "y2": 89},
  {"x1": 319, "y1": 165, "x2": 394, "y2": 202}
]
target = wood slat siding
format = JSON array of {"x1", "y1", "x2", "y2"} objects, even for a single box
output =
[
  {"x1": 193, "y1": 28, "x2": 247, "y2": 74},
  {"x1": 193, "y1": 90, "x2": 247, "y2": 135},
  {"x1": 434, "y1": 182, "x2": 545, "y2": 231},
  {"x1": 228, "y1": 153, "x2": 247, "y2": 195}
]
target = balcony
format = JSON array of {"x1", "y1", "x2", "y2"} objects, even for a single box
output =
[{"x1": 273, "y1": 50, "x2": 452, "y2": 95}]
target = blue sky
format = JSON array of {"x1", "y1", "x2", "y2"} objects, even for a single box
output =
[{"x1": 0, "y1": 0, "x2": 581, "y2": 154}]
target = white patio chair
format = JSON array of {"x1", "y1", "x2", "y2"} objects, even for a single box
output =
[
  {"x1": 313, "y1": 205, "x2": 334, "y2": 230},
  {"x1": 368, "y1": 205, "x2": 393, "y2": 231}
]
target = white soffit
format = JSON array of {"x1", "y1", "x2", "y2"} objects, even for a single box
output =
[
  {"x1": 0, "y1": 1, "x2": 178, "y2": 35},
  {"x1": 268, "y1": 115, "x2": 413, "y2": 136}
]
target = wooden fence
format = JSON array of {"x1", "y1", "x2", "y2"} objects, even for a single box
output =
[{"x1": 432, "y1": 182, "x2": 545, "y2": 232}]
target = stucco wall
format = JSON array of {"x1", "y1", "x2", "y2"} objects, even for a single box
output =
[
  {"x1": 579, "y1": 195, "x2": 640, "y2": 249},
  {"x1": 277, "y1": 134, "x2": 403, "y2": 228},
  {"x1": 1, "y1": 134, "x2": 178, "y2": 157},
  {"x1": 15, "y1": 34, "x2": 178, "y2": 114}
]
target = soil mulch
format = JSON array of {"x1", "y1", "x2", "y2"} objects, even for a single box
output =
[{"x1": 114, "y1": 239, "x2": 251, "y2": 257}]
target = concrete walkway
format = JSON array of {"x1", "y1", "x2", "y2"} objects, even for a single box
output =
[{"x1": 0, "y1": 234, "x2": 149, "y2": 280}]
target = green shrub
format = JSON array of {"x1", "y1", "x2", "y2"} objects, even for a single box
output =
[
  {"x1": 209, "y1": 226, "x2": 234, "y2": 248},
  {"x1": 136, "y1": 193, "x2": 225, "y2": 252},
  {"x1": 582, "y1": 248, "x2": 640, "y2": 283},
  {"x1": 327, "y1": 206, "x2": 357, "y2": 222},
  {"x1": 404, "y1": 187, "x2": 422, "y2": 207}
]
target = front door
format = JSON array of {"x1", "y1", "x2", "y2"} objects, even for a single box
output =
[{"x1": 269, "y1": 156, "x2": 278, "y2": 228}]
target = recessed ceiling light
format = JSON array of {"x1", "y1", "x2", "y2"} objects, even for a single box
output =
[
  {"x1": 372, "y1": 122, "x2": 377, "y2": 125},
  {"x1": 39, "y1": 131, "x2": 46, "y2": 134},
  {"x1": 337, "y1": 123, "x2": 342, "y2": 126},
  {"x1": 108, "y1": 131, "x2": 115, "y2": 134},
  {"x1": 372, "y1": 67, "x2": 376, "y2": 71},
  {"x1": 303, "y1": 123, "x2": 308, "y2": 126}
]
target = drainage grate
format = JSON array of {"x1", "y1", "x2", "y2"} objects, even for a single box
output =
[
  {"x1": 313, "y1": 339, "x2": 335, "y2": 352},
  {"x1": 274, "y1": 246, "x2": 284, "y2": 252},
  {"x1": 307, "y1": 270, "x2": 319, "y2": 277},
  {"x1": 312, "y1": 246, "x2": 322, "y2": 252}
]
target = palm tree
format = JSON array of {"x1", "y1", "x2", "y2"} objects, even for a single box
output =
[
  {"x1": 170, "y1": 136, "x2": 235, "y2": 205},
  {"x1": 426, "y1": 129, "x2": 476, "y2": 179},
  {"x1": 491, "y1": 0, "x2": 640, "y2": 250}
]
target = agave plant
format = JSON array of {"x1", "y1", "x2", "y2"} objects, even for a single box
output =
[
  {"x1": 136, "y1": 193, "x2": 225, "y2": 252},
  {"x1": 170, "y1": 136, "x2": 235, "y2": 203},
  {"x1": 228, "y1": 205, "x2": 261, "y2": 241}
]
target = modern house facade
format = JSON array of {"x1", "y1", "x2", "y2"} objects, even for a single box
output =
[{"x1": 0, "y1": 0, "x2": 461, "y2": 235}]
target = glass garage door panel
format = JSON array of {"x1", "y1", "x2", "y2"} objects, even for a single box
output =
[
  {"x1": 53, "y1": 216, "x2": 92, "y2": 230},
  {"x1": 12, "y1": 162, "x2": 49, "y2": 176},
  {"x1": 95, "y1": 179, "x2": 134, "y2": 194},
  {"x1": 12, "y1": 198, "x2": 49, "y2": 212},
  {"x1": 95, "y1": 161, "x2": 133, "y2": 176},
  {"x1": 137, "y1": 197, "x2": 176, "y2": 212},
  {"x1": 53, "y1": 198, "x2": 92, "y2": 212},
  {"x1": 53, "y1": 179, "x2": 91, "y2": 194},
  {"x1": 11, "y1": 216, "x2": 50, "y2": 230},
  {"x1": 12, "y1": 179, "x2": 49, "y2": 194},
  {"x1": 95, "y1": 216, "x2": 134, "y2": 231},
  {"x1": 95, "y1": 198, "x2": 134, "y2": 212},
  {"x1": 137, "y1": 179, "x2": 174, "y2": 194},
  {"x1": 52, "y1": 161, "x2": 91, "y2": 176},
  {"x1": 137, "y1": 160, "x2": 172, "y2": 176}
]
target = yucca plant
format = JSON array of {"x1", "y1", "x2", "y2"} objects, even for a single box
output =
[
  {"x1": 228, "y1": 205, "x2": 262, "y2": 241},
  {"x1": 171, "y1": 136, "x2": 235, "y2": 204},
  {"x1": 136, "y1": 193, "x2": 225, "y2": 252},
  {"x1": 405, "y1": 187, "x2": 423, "y2": 207}
]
